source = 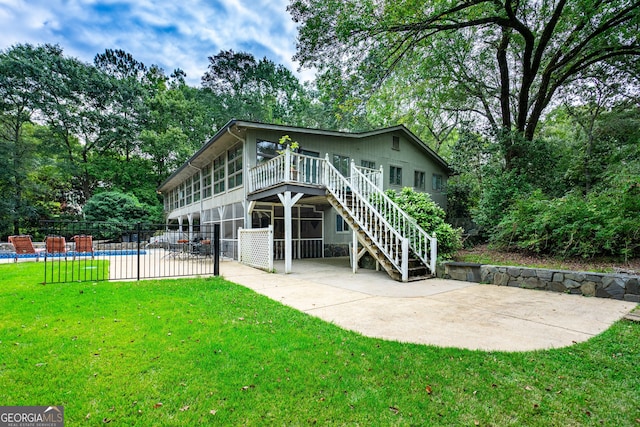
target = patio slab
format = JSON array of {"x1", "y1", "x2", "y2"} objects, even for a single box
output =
[{"x1": 220, "y1": 258, "x2": 637, "y2": 352}]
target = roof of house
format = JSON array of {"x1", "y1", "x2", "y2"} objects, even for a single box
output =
[{"x1": 157, "y1": 119, "x2": 451, "y2": 193}]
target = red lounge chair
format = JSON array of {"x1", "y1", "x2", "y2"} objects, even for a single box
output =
[
  {"x1": 46, "y1": 236, "x2": 67, "y2": 255},
  {"x1": 9, "y1": 235, "x2": 44, "y2": 261},
  {"x1": 73, "y1": 235, "x2": 94, "y2": 259}
]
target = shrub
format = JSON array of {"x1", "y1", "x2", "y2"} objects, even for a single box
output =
[
  {"x1": 83, "y1": 191, "x2": 151, "y2": 240},
  {"x1": 492, "y1": 185, "x2": 640, "y2": 260},
  {"x1": 385, "y1": 187, "x2": 463, "y2": 260}
]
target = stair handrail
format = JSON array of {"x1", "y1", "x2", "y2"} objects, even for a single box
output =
[
  {"x1": 324, "y1": 156, "x2": 410, "y2": 281},
  {"x1": 350, "y1": 162, "x2": 437, "y2": 275}
]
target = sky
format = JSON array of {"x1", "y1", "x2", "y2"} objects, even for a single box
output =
[{"x1": 0, "y1": 0, "x2": 314, "y2": 86}]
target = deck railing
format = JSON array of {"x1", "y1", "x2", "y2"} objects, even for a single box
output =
[
  {"x1": 350, "y1": 161, "x2": 437, "y2": 276},
  {"x1": 248, "y1": 149, "x2": 327, "y2": 192}
]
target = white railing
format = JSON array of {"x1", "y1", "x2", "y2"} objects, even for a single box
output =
[
  {"x1": 324, "y1": 156, "x2": 411, "y2": 281},
  {"x1": 274, "y1": 238, "x2": 323, "y2": 260},
  {"x1": 248, "y1": 149, "x2": 326, "y2": 193},
  {"x1": 350, "y1": 161, "x2": 437, "y2": 276},
  {"x1": 354, "y1": 165, "x2": 383, "y2": 189}
]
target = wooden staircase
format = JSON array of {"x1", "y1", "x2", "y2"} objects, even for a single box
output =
[{"x1": 327, "y1": 193, "x2": 433, "y2": 282}]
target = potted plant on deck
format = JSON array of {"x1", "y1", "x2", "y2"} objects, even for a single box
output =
[{"x1": 278, "y1": 135, "x2": 300, "y2": 181}]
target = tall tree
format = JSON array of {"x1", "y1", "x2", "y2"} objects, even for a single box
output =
[
  {"x1": 201, "y1": 49, "x2": 310, "y2": 126},
  {"x1": 0, "y1": 44, "x2": 68, "y2": 234},
  {"x1": 289, "y1": 0, "x2": 640, "y2": 168}
]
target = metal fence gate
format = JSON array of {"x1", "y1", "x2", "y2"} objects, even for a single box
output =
[{"x1": 40, "y1": 221, "x2": 220, "y2": 284}]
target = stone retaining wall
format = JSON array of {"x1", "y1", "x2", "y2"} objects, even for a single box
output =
[{"x1": 441, "y1": 262, "x2": 640, "y2": 302}]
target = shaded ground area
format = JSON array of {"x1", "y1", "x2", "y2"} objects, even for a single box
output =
[{"x1": 456, "y1": 244, "x2": 640, "y2": 274}]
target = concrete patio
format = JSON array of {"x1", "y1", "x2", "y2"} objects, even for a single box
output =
[{"x1": 220, "y1": 257, "x2": 637, "y2": 352}]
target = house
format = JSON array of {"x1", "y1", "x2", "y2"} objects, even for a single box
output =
[{"x1": 157, "y1": 120, "x2": 451, "y2": 281}]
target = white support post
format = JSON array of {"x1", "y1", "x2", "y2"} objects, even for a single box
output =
[
  {"x1": 352, "y1": 230, "x2": 358, "y2": 274},
  {"x1": 324, "y1": 153, "x2": 330, "y2": 186},
  {"x1": 267, "y1": 225, "x2": 274, "y2": 272},
  {"x1": 277, "y1": 191, "x2": 304, "y2": 274},
  {"x1": 379, "y1": 164, "x2": 384, "y2": 190},
  {"x1": 187, "y1": 213, "x2": 194, "y2": 241},
  {"x1": 430, "y1": 237, "x2": 437, "y2": 275},
  {"x1": 237, "y1": 227, "x2": 243, "y2": 263},
  {"x1": 401, "y1": 238, "x2": 409, "y2": 282},
  {"x1": 284, "y1": 148, "x2": 291, "y2": 182}
]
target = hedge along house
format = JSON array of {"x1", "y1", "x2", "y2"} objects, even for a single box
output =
[{"x1": 157, "y1": 120, "x2": 451, "y2": 281}]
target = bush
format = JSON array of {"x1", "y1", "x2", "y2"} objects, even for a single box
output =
[
  {"x1": 474, "y1": 169, "x2": 533, "y2": 238},
  {"x1": 83, "y1": 191, "x2": 151, "y2": 240},
  {"x1": 492, "y1": 185, "x2": 640, "y2": 260},
  {"x1": 385, "y1": 187, "x2": 463, "y2": 260}
]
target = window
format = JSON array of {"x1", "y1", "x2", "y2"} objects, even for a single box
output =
[
  {"x1": 333, "y1": 154, "x2": 350, "y2": 176},
  {"x1": 185, "y1": 176, "x2": 193, "y2": 205},
  {"x1": 193, "y1": 171, "x2": 201, "y2": 202},
  {"x1": 213, "y1": 154, "x2": 225, "y2": 194},
  {"x1": 432, "y1": 173, "x2": 443, "y2": 191},
  {"x1": 202, "y1": 164, "x2": 212, "y2": 198},
  {"x1": 178, "y1": 183, "x2": 185, "y2": 207},
  {"x1": 390, "y1": 166, "x2": 402, "y2": 186},
  {"x1": 228, "y1": 145, "x2": 243, "y2": 188},
  {"x1": 414, "y1": 171, "x2": 425, "y2": 190},
  {"x1": 336, "y1": 214, "x2": 349, "y2": 233},
  {"x1": 256, "y1": 139, "x2": 286, "y2": 164},
  {"x1": 392, "y1": 136, "x2": 400, "y2": 151},
  {"x1": 361, "y1": 160, "x2": 376, "y2": 169}
]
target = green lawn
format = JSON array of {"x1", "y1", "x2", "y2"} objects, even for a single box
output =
[{"x1": 1, "y1": 263, "x2": 638, "y2": 426}]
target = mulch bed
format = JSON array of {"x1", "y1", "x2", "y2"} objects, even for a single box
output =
[{"x1": 456, "y1": 244, "x2": 640, "y2": 275}]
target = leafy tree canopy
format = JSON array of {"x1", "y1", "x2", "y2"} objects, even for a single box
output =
[{"x1": 289, "y1": 0, "x2": 640, "y2": 167}]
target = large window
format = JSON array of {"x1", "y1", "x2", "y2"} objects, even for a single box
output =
[
  {"x1": 213, "y1": 155, "x2": 225, "y2": 194},
  {"x1": 414, "y1": 171, "x2": 425, "y2": 190},
  {"x1": 256, "y1": 139, "x2": 286, "y2": 164},
  {"x1": 202, "y1": 164, "x2": 212, "y2": 198},
  {"x1": 432, "y1": 173, "x2": 443, "y2": 192},
  {"x1": 333, "y1": 154, "x2": 350, "y2": 176},
  {"x1": 390, "y1": 166, "x2": 402, "y2": 186},
  {"x1": 185, "y1": 176, "x2": 193, "y2": 205},
  {"x1": 228, "y1": 145, "x2": 243, "y2": 188},
  {"x1": 193, "y1": 171, "x2": 201, "y2": 202},
  {"x1": 178, "y1": 182, "x2": 185, "y2": 207}
]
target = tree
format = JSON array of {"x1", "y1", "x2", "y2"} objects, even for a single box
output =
[
  {"x1": 0, "y1": 44, "x2": 69, "y2": 235},
  {"x1": 201, "y1": 49, "x2": 311, "y2": 126},
  {"x1": 83, "y1": 191, "x2": 152, "y2": 239},
  {"x1": 289, "y1": 0, "x2": 640, "y2": 168}
]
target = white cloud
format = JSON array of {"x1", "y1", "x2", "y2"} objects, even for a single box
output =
[{"x1": 0, "y1": 0, "x2": 315, "y2": 85}]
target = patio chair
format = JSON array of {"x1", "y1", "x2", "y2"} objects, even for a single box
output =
[
  {"x1": 46, "y1": 236, "x2": 67, "y2": 258},
  {"x1": 72, "y1": 235, "x2": 94, "y2": 259},
  {"x1": 8, "y1": 235, "x2": 44, "y2": 261}
]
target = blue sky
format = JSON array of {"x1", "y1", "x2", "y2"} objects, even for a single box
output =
[{"x1": 0, "y1": 0, "x2": 313, "y2": 86}]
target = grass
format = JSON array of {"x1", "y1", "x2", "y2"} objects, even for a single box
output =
[{"x1": 1, "y1": 262, "x2": 639, "y2": 426}]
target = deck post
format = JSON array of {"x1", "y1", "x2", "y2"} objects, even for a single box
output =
[
  {"x1": 352, "y1": 230, "x2": 358, "y2": 274},
  {"x1": 277, "y1": 191, "x2": 304, "y2": 273}
]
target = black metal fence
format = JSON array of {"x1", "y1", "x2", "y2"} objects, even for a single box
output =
[{"x1": 40, "y1": 221, "x2": 220, "y2": 284}]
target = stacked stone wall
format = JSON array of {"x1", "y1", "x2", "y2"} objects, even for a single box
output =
[
  {"x1": 483, "y1": 266, "x2": 639, "y2": 302},
  {"x1": 441, "y1": 262, "x2": 639, "y2": 302}
]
